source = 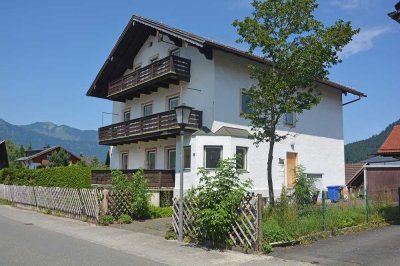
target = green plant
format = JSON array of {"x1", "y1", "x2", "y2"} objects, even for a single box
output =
[
  {"x1": 130, "y1": 169, "x2": 150, "y2": 219},
  {"x1": 293, "y1": 165, "x2": 317, "y2": 206},
  {"x1": 44, "y1": 209, "x2": 52, "y2": 215},
  {"x1": 261, "y1": 242, "x2": 273, "y2": 254},
  {"x1": 0, "y1": 199, "x2": 11, "y2": 205},
  {"x1": 149, "y1": 206, "x2": 173, "y2": 219},
  {"x1": 188, "y1": 157, "x2": 252, "y2": 245},
  {"x1": 111, "y1": 170, "x2": 130, "y2": 192},
  {"x1": 165, "y1": 225, "x2": 177, "y2": 240},
  {"x1": 48, "y1": 149, "x2": 70, "y2": 167},
  {"x1": 118, "y1": 214, "x2": 133, "y2": 224},
  {"x1": 99, "y1": 214, "x2": 115, "y2": 226},
  {"x1": 160, "y1": 190, "x2": 173, "y2": 207}
]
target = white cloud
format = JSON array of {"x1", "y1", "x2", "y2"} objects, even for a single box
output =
[
  {"x1": 330, "y1": 0, "x2": 362, "y2": 9},
  {"x1": 340, "y1": 27, "x2": 389, "y2": 58}
]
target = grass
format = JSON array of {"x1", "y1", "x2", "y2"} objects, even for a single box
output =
[
  {"x1": 264, "y1": 199, "x2": 399, "y2": 243},
  {"x1": 0, "y1": 199, "x2": 11, "y2": 205}
]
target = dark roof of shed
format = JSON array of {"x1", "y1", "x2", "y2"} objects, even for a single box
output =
[
  {"x1": 345, "y1": 163, "x2": 364, "y2": 184},
  {"x1": 86, "y1": 15, "x2": 366, "y2": 99},
  {"x1": 16, "y1": 146, "x2": 80, "y2": 161}
]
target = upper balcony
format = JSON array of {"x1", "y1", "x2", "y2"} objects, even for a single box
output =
[
  {"x1": 107, "y1": 55, "x2": 191, "y2": 101},
  {"x1": 98, "y1": 109, "x2": 202, "y2": 145}
]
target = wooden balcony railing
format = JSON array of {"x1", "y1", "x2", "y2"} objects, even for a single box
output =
[
  {"x1": 91, "y1": 169, "x2": 175, "y2": 189},
  {"x1": 108, "y1": 55, "x2": 191, "y2": 98},
  {"x1": 98, "y1": 109, "x2": 202, "y2": 145}
]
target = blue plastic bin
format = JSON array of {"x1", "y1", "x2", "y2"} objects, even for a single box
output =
[{"x1": 327, "y1": 186, "x2": 341, "y2": 202}]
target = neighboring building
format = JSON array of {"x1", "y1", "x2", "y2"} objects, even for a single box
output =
[
  {"x1": 388, "y1": 1, "x2": 400, "y2": 23},
  {"x1": 0, "y1": 140, "x2": 9, "y2": 169},
  {"x1": 16, "y1": 146, "x2": 80, "y2": 169},
  {"x1": 377, "y1": 125, "x2": 400, "y2": 159},
  {"x1": 87, "y1": 15, "x2": 366, "y2": 199}
]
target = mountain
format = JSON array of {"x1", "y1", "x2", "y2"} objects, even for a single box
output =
[
  {"x1": 345, "y1": 119, "x2": 400, "y2": 163},
  {"x1": 0, "y1": 119, "x2": 108, "y2": 160}
]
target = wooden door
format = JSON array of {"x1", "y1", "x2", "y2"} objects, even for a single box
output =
[{"x1": 286, "y1": 152, "x2": 298, "y2": 188}]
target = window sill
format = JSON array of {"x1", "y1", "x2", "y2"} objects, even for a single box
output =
[{"x1": 237, "y1": 170, "x2": 249, "y2": 173}]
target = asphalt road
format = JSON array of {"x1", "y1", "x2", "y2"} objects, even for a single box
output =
[
  {"x1": 0, "y1": 213, "x2": 163, "y2": 266},
  {"x1": 272, "y1": 225, "x2": 400, "y2": 266}
]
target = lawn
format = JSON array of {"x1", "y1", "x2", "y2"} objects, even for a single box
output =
[{"x1": 263, "y1": 199, "x2": 399, "y2": 243}]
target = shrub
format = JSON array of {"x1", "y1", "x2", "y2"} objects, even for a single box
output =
[
  {"x1": 261, "y1": 242, "x2": 273, "y2": 254},
  {"x1": 118, "y1": 214, "x2": 133, "y2": 224},
  {"x1": 130, "y1": 169, "x2": 150, "y2": 219},
  {"x1": 149, "y1": 206, "x2": 173, "y2": 218},
  {"x1": 160, "y1": 191, "x2": 173, "y2": 207},
  {"x1": 99, "y1": 215, "x2": 115, "y2": 225},
  {"x1": 188, "y1": 157, "x2": 252, "y2": 245},
  {"x1": 165, "y1": 225, "x2": 177, "y2": 240},
  {"x1": 48, "y1": 149, "x2": 70, "y2": 167},
  {"x1": 293, "y1": 165, "x2": 317, "y2": 206}
]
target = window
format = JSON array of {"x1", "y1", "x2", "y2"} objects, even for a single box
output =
[
  {"x1": 204, "y1": 146, "x2": 222, "y2": 169},
  {"x1": 285, "y1": 112, "x2": 295, "y2": 126},
  {"x1": 123, "y1": 110, "x2": 130, "y2": 122},
  {"x1": 143, "y1": 103, "x2": 153, "y2": 116},
  {"x1": 307, "y1": 173, "x2": 322, "y2": 179},
  {"x1": 167, "y1": 149, "x2": 176, "y2": 170},
  {"x1": 184, "y1": 146, "x2": 191, "y2": 169},
  {"x1": 236, "y1": 147, "x2": 247, "y2": 170},
  {"x1": 168, "y1": 96, "x2": 179, "y2": 111},
  {"x1": 170, "y1": 48, "x2": 180, "y2": 57},
  {"x1": 121, "y1": 153, "x2": 129, "y2": 170},
  {"x1": 149, "y1": 55, "x2": 159, "y2": 64},
  {"x1": 241, "y1": 91, "x2": 251, "y2": 114},
  {"x1": 146, "y1": 150, "x2": 156, "y2": 170}
]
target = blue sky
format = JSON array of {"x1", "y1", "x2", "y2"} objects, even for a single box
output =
[{"x1": 0, "y1": 0, "x2": 399, "y2": 143}]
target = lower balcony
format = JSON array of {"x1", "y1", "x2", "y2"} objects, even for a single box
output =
[
  {"x1": 91, "y1": 169, "x2": 175, "y2": 189},
  {"x1": 98, "y1": 110, "x2": 202, "y2": 145}
]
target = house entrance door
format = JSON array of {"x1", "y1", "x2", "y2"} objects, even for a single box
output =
[{"x1": 286, "y1": 152, "x2": 298, "y2": 188}]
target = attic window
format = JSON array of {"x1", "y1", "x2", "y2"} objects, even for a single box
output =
[{"x1": 148, "y1": 41, "x2": 153, "y2": 47}]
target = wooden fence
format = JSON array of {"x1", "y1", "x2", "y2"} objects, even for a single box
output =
[
  {"x1": 172, "y1": 193, "x2": 264, "y2": 250},
  {"x1": 0, "y1": 184, "x2": 101, "y2": 222}
]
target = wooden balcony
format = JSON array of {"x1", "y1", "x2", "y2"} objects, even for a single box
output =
[
  {"x1": 98, "y1": 110, "x2": 202, "y2": 145},
  {"x1": 91, "y1": 169, "x2": 175, "y2": 189},
  {"x1": 108, "y1": 55, "x2": 191, "y2": 101}
]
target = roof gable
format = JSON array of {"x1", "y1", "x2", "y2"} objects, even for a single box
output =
[
  {"x1": 86, "y1": 15, "x2": 366, "y2": 99},
  {"x1": 378, "y1": 125, "x2": 400, "y2": 156}
]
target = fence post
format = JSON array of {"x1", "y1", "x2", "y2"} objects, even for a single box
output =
[
  {"x1": 32, "y1": 186, "x2": 38, "y2": 209},
  {"x1": 257, "y1": 194, "x2": 263, "y2": 250},
  {"x1": 101, "y1": 189, "x2": 109, "y2": 215},
  {"x1": 77, "y1": 189, "x2": 87, "y2": 218},
  {"x1": 322, "y1": 191, "x2": 326, "y2": 231}
]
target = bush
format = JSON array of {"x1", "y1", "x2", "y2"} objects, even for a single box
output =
[
  {"x1": 261, "y1": 242, "x2": 273, "y2": 254},
  {"x1": 0, "y1": 166, "x2": 92, "y2": 188},
  {"x1": 160, "y1": 191, "x2": 173, "y2": 207},
  {"x1": 149, "y1": 206, "x2": 173, "y2": 218},
  {"x1": 99, "y1": 215, "x2": 115, "y2": 226},
  {"x1": 293, "y1": 165, "x2": 317, "y2": 206},
  {"x1": 165, "y1": 225, "x2": 177, "y2": 240},
  {"x1": 188, "y1": 157, "x2": 252, "y2": 245},
  {"x1": 118, "y1": 214, "x2": 133, "y2": 224}
]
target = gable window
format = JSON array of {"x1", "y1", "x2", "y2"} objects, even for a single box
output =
[
  {"x1": 241, "y1": 90, "x2": 251, "y2": 114},
  {"x1": 143, "y1": 103, "x2": 153, "y2": 116},
  {"x1": 184, "y1": 146, "x2": 191, "y2": 169},
  {"x1": 236, "y1": 147, "x2": 247, "y2": 171},
  {"x1": 168, "y1": 96, "x2": 179, "y2": 111},
  {"x1": 146, "y1": 150, "x2": 156, "y2": 170},
  {"x1": 121, "y1": 152, "x2": 129, "y2": 170},
  {"x1": 167, "y1": 148, "x2": 176, "y2": 170},
  {"x1": 170, "y1": 48, "x2": 180, "y2": 57},
  {"x1": 285, "y1": 113, "x2": 295, "y2": 126},
  {"x1": 204, "y1": 146, "x2": 222, "y2": 169},
  {"x1": 123, "y1": 110, "x2": 130, "y2": 122}
]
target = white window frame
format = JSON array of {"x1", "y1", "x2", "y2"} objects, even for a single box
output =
[
  {"x1": 166, "y1": 148, "x2": 176, "y2": 170},
  {"x1": 167, "y1": 95, "x2": 180, "y2": 111},
  {"x1": 240, "y1": 89, "x2": 251, "y2": 115},
  {"x1": 235, "y1": 146, "x2": 248, "y2": 171},
  {"x1": 284, "y1": 112, "x2": 296, "y2": 126},
  {"x1": 123, "y1": 110, "x2": 131, "y2": 122},
  {"x1": 146, "y1": 149, "x2": 157, "y2": 170},
  {"x1": 204, "y1": 146, "x2": 223, "y2": 169},
  {"x1": 142, "y1": 102, "x2": 153, "y2": 117},
  {"x1": 121, "y1": 152, "x2": 129, "y2": 170},
  {"x1": 184, "y1": 146, "x2": 191, "y2": 169}
]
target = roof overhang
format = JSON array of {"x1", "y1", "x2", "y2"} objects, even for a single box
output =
[
  {"x1": 388, "y1": 2, "x2": 400, "y2": 23},
  {"x1": 86, "y1": 15, "x2": 366, "y2": 100}
]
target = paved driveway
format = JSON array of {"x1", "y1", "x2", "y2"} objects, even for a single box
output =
[{"x1": 272, "y1": 225, "x2": 400, "y2": 266}]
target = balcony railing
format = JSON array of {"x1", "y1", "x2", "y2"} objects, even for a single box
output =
[
  {"x1": 108, "y1": 55, "x2": 191, "y2": 99},
  {"x1": 98, "y1": 109, "x2": 202, "y2": 145},
  {"x1": 91, "y1": 169, "x2": 175, "y2": 189}
]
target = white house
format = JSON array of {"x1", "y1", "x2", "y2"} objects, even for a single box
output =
[{"x1": 87, "y1": 15, "x2": 365, "y2": 200}]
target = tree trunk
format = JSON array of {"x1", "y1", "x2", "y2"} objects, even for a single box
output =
[{"x1": 267, "y1": 135, "x2": 275, "y2": 207}]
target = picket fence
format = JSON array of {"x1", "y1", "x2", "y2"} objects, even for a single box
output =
[
  {"x1": 172, "y1": 193, "x2": 264, "y2": 250},
  {"x1": 0, "y1": 184, "x2": 101, "y2": 222}
]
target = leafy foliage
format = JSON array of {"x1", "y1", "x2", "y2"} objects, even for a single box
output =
[
  {"x1": 293, "y1": 165, "x2": 317, "y2": 206},
  {"x1": 4, "y1": 140, "x2": 23, "y2": 168},
  {"x1": 118, "y1": 214, "x2": 133, "y2": 224},
  {"x1": 111, "y1": 169, "x2": 151, "y2": 219},
  {"x1": 232, "y1": 0, "x2": 359, "y2": 205},
  {"x1": 149, "y1": 206, "x2": 173, "y2": 218},
  {"x1": 0, "y1": 166, "x2": 92, "y2": 188},
  {"x1": 48, "y1": 148, "x2": 70, "y2": 167},
  {"x1": 188, "y1": 157, "x2": 252, "y2": 245},
  {"x1": 99, "y1": 214, "x2": 115, "y2": 226}
]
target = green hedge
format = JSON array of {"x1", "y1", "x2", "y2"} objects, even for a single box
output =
[{"x1": 0, "y1": 166, "x2": 93, "y2": 188}]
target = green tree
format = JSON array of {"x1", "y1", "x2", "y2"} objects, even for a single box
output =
[
  {"x1": 27, "y1": 143, "x2": 32, "y2": 151},
  {"x1": 233, "y1": 0, "x2": 359, "y2": 206},
  {"x1": 48, "y1": 149, "x2": 70, "y2": 167},
  {"x1": 19, "y1": 144, "x2": 25, "y2": 158},
  {"x1": 4, "y1": 140, "x2": 22, "y2": 168}
]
